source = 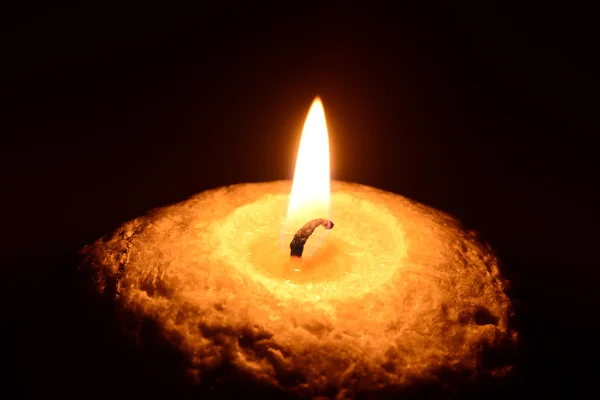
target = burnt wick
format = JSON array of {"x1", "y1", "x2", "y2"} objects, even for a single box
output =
[{"x1": 290, "y1": 218, "x2": 335, "y2": 258}]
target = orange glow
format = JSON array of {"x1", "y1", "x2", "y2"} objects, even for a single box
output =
[{"x1": 287, "y1": 97, "x2": 331, "y2": 222}]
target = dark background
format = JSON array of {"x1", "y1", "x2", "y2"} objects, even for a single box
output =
[{"x1": 1, "y1": 2, "x2": 597, "y2": 398}]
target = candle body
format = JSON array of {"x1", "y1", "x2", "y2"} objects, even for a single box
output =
[{"x1": 82, "y1": 180, "x2": 516, "y2": 397}]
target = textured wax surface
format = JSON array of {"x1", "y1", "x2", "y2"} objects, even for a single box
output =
[{"x1": 81, "y1": 180, "x2": 517, "y2": 398}]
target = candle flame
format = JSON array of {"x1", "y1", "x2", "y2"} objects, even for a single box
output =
[
  {"x1": 282, "y1": 97, "x2": 331, "y2": 255},
  {"x1": 288, "y1": 97, "x2": 331, "y2": 218}
]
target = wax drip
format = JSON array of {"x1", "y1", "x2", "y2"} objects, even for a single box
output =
[{"x1": 290, "y1": 218, "x2": 334, "y2": 258}]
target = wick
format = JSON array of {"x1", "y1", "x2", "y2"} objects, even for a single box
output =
[{"x1": 290, "y1": 218, "x2": 335, "y2": 258}]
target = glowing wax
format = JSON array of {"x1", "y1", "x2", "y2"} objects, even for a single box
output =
[{"x1": 82, "y1": 180, "x2": 516, "y2": 398}]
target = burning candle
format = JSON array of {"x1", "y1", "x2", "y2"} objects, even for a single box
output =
[{"x1": 82, "y1": 97, "x2": 516, "y2": 397}]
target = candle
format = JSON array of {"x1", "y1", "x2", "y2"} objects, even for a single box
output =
[{"x1": 81, "y1": 98, "x2": 516, "y2": 397}]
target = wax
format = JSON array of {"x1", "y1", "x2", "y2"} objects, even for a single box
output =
[{"x1": 81, "y1": 180, "x2": 516, "y2": 397}]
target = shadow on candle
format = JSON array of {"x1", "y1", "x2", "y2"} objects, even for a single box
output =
[{"x1": 38, "y1": 255, "x2": 517, "y2": 400}]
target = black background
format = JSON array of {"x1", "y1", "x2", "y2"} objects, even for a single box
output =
[{"x1": 1, "y1": 2, "x2": 598, "y2": 398}]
